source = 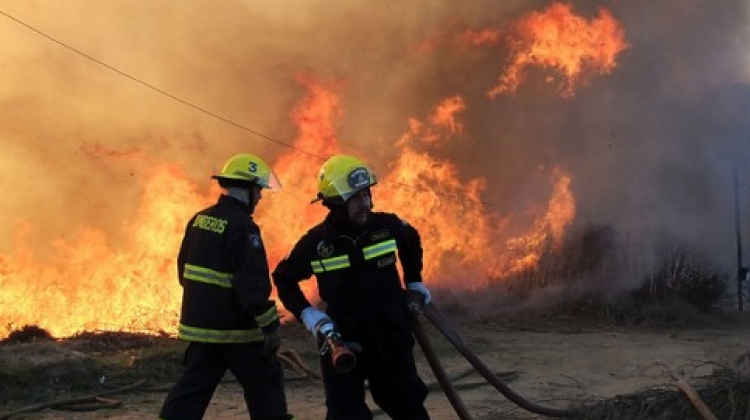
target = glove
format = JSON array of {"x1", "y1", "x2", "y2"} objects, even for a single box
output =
[
  {"x1": 263, "y1": 329, "x2": 281, "y2": 357},
  {"x1": 406, "y1": 282, "x2": 431, "y2": 312},
  {"x1": 300, "y1": 307, "x2": 334, "y2": 339}
]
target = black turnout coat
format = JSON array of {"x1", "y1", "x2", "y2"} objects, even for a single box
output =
[
  {"x1": 177, "y1": 195, "x2": 279, "y2": 343},
  {"x1": 273, "y1": 211, "x2": 424, "y2": 356}
]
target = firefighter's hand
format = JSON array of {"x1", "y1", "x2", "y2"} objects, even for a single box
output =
[
  {"x1": 301, "y1": 307, "x2": 333, "y2": 339},
  {"x1": 406, "y1": 282, "x2": 431, "y2": 312},
  {"x1": 263, "y1": 329, "x2": 281, "y2": 357}
]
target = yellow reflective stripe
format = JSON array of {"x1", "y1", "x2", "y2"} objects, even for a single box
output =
[
  {"x1": 178, "y1": 323, "x2": 264, "y2": 343},
  {"x1": 311, "y1": 255, "x2": 350, "y2": 273},
  {"x1": 363, "y1": 239, "x2": 397, "y2": 260},
  {"x1": 255, "y1": 305, "x2": 279, "y2": 328},
  {"x1": 183, "y1": 264, "x2": 232, "y2": 288}
]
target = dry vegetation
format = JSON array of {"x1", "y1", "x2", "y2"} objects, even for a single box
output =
[
  {"x1": 2, "y1": 305, "x2": 750, "y2": 419},
  {"x1": 578, "y1": 353, "x2": 750, "y2": 420},
  {"x1": 2, "y1": 224, "x2": 748, "y2": 419}
]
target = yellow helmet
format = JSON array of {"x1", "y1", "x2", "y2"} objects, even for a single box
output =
[
  {"x1": 315, "y1": 154, "x2": 377, "y2": 203},
  {"x1": 212, "y1": 153, "x2": 282, "y2": 190}
]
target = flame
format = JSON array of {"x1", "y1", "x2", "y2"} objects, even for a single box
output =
[
  {"x1": 0, "y1": 166, "x2": 209, "y2": 338},
  {"x1": 259, "y1": 74, "x2": 342, "y2": 265},
  {"x1": 459, "y1": 27, "x2": 503, "y2": 47},
  {"x1": 506, "y1": 168, "x2": 576, "y2": 272},
  {"x1": 385, "y1": 96, "x2": 497, "y2": 285},
  {"x1": 0, "y1": 77, "x2": 577, "y2": 339},
  {"x1": 385, "y1": 97, "x2": 576, "y2": 283},
  {"x1": 487, "y1": 2, "x2": 628, "y2": 98},
  {"x1": 257, "y1": 75, "x2": 342, "y2": 309},
  {"x1": 414, "y1": 21, "x2": 503, "y2": 56}
]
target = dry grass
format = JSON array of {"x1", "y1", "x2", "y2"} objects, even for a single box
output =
[
  {"x1": 0, "y1": 323, "x2": 321, "y2": 416},
  {"x1": 579, "y1": 353, "x2": 750, "y2": 420},
  {"x1": 437, "y1": 223, "x2": 735, "y2": 331},
  {"x1": 3, "y1": 309, "x2": 750, "y2": 419},
  {"x1": 0, "y1": 331, "x2": 185, "y2": 411},
  {"x1": 0, "y1": 223, "x2": 744, "y2": 418}
]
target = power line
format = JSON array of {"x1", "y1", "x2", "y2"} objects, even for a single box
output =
[
  {"x1": 0, "y1": 7, "x2": 324, "y2": 161},
  {"x1": 0, "y1": 7, "x2": 497, "y2": 207}
]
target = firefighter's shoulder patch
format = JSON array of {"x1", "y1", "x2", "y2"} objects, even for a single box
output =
[
  {"x1": 248, "y1": 233, "x2": 262, "y2": 248},
  {"x1": 316, "y1": 240, "x2": 334, "y2": 258}
]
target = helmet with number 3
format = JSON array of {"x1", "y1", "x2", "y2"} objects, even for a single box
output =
[
  {"x1": 212, "y1": 153, "x2": 282, "y2": 190},
  {"x1": 314, "y1": 154, "x2": 377, "y2": 204}
]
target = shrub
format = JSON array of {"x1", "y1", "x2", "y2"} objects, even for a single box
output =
[
  {"x1": 636, "y1": 244, "x2": 728, "y2": 311},
  {"x1": 1, "y1": 325, "x2": 53, "y2": 345}
]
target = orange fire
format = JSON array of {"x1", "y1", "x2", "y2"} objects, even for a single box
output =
[
  {"x1": 415, "y1": 22, "x2": 503, "y2": 54},
  {"x1": 0, "y1": 166, "x2": 209, "y2": 338},
  {"x1": 459, "y1": 27, "x2": 503, "y2": 47},
  {"x1": 0, "y1": 75, "x2": 577, "y2": 339},
  {"x1": 0, "y1": 0, "x2": 629, "y2": 343},
  {"x1": 487, "y1": 2, "x2": 628, "y2": 98},
  {"x1": 506, "y1": 168, "x2": 575, "y2": 273},
  {"x1": 257, "y1": 75, "x2": 343, "y2": 312}
]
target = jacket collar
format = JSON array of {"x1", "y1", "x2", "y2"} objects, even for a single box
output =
[{"x1": 218, "y1": 194, "x2": 252, "y2": 215}]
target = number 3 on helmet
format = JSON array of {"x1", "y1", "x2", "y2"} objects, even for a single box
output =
[{"x1": 212, "y1": 153, "x2": 282, "y2": 190}]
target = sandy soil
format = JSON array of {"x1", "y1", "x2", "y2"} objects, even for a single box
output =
[{"x1": 9, "y1": 311, "x2": 750, "y2": 420}]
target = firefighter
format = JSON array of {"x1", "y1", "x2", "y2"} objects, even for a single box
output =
[
  {"x1": 273, "y1": 154, "x2": 432, "y2": 420},
  {"x1": 158, "y1": 153, "x2": 294, "y2": 420}
]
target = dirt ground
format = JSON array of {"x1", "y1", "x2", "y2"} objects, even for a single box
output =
[{"x1": 5, "y1": 310, "x2": 750, "y2": 420}]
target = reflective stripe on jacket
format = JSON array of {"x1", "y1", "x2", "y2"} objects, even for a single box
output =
[
  {"x1": 273, "y1": 211, "x2": 423, "y2": 354},
  {"x1": 177, "y1": 195, "x2": 279, "y2": 343}
]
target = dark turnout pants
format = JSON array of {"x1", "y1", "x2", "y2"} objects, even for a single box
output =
[
  {"x1": 321, "y1": 345, "x2": 430, "y2": 420},
  {"x1": 159, "y1": 341, "x2": 288, "y2": 420}
]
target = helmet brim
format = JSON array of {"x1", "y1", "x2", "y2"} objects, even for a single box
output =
[{"x1": 212, "y1": 172, "x2": 282, "y2": 191}]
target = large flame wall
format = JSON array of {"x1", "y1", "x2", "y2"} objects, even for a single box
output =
[{"x1": 1, "y1": 0, "x2": 749, "y2": 338}]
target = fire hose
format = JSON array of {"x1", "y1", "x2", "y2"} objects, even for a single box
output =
[
  {"x1": 415, "y1": 302, "x2": 580, "y2": 418},
  {"x1": 412, "y1": 312, "x2": 474, "y2": 420}
]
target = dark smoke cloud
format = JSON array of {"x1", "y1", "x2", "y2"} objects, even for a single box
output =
[{"x1": 0, "y1": 0, "x2": 748, "y2": 277}]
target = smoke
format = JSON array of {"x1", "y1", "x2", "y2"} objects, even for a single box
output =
[
  {"x1": 565, "y1": 0, "x2": 750, "y2": 270},
  {"x1": 1, "y1": 0, "x2": 749, "y2": 278}
]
